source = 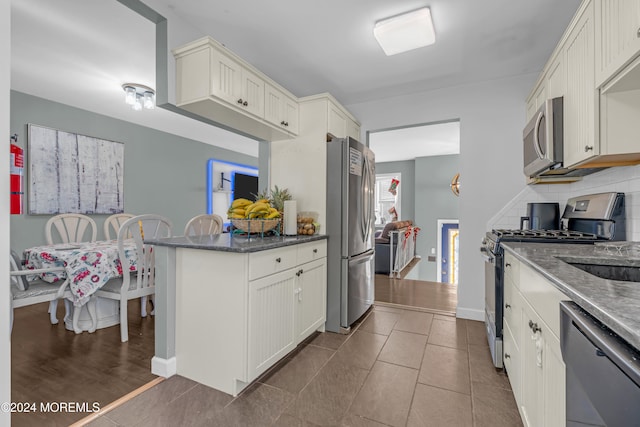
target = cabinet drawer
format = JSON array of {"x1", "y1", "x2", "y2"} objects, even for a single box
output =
[
  {"x1": 504, "y1": 280, "x2": 522, "y2": 345},
  {"x1": 249, "y1": 246, "x2": 297, "y2": 280},
  {"x1": 297, "y1": 240, "x2": 327, "y2": 265},
  {"x1": 504, "y1": 252, "x2": 520, "y2": 289}
]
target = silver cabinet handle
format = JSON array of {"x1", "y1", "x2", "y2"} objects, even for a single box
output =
[
  {"x1": 528, "y1": 320, "x2": 541, "y2": 334},
  {"x1": 585, "y1": 145, "x2": 594, "y2": 152},
  {"x1": 505, "y1": 262, "x2": 511, "y2": 267},
  {"x1": 237, "y1": 98, "x2": 243, "y2": 104},
  {"x1": 505, "y1": 303, "x2": 511, "y2": 309},
  {"x1": 504, "y1": 353, "x2": 511, "y2": 359},
  {"x1": 313, "y1": 249, "x2": 318, "y2": 253},
  {"x1": 275, "y1": 257, "x2": 281, "y2": 263},
  {"x1": 243, "y1": 101, "x2": 248, "y2": 106}
]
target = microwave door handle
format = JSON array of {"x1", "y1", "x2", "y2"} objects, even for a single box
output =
[{"x1": 533, "y1": 111, "x2": 544, "y2": 159}]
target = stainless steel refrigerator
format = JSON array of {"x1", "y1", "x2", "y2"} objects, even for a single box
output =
[{"x1": 326, "y1": 137, "x2": 375, "y2": 333}]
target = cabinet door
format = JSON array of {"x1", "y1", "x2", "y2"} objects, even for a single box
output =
[
  {"x1": 503, "y1": 321, "x2": 522, "y2": 406},
  {"x1": 595, "y1": 0, "x2": 640, "y2": 87},
  {"x1": 564, "y1": 1, "x2": 599, "y2": 167},
  {"x1": 546, "y1": 54, "x2": 565, "y2": 100},
  {"x1": 347, "y1": 119, "x2": 361, "y2": 141},
  {"x1": 543, "y1": 332, "x2": 566, "y2": 427},
  {"x1": 328, "y1": 101, "x2": 347, "y2": 138},
  {"x1": 247, "y1": 269, "x2": 296, "y2": 381},
  {"x1": 210, "y1": 49, "x2": 243, "y2": 106},
  {"x1": 241, "y1": 68, "x2": 265, "y2": 118},
  {"x1": 295, "y1": 258, "x2": 326, "y2": 343},
  {"x1": 519, "y1": 301, "x2": 544, "y2": 427},
  {"x1": 283, "y1": 95, "x2": 299, "y2": 135}
]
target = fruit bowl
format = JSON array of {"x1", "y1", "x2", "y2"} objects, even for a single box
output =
[{"x1": 231, "y1": 218, "x2": 280, "y2": 234}]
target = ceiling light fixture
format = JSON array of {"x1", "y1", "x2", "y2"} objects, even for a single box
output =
[
  {"x1": 373, "y1": 7, "x2": 435, "y2": 56},
  {"x1": 122, "y1": 83, "x2": 155, "y2": 111}
]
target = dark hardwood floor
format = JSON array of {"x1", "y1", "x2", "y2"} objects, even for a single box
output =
[
  {"x1": 375, "y1": 261, "x2": 458, "y2": 314},
  {"x1": 11, "y1": 300, "x2": 156, "y2": 427}
]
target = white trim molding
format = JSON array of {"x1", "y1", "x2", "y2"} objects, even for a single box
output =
[{"x1": 152, "y1": 356, "x2": 177, "y2": 378}]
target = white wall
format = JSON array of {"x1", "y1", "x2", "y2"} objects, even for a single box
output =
[
  {"x1": 348, "y1": 73, "x2": 536, "y2": 320},
  {"x1": 1, "y1": 0, "x2": 11, "y2": 423},
  {"x1": 489, "y1": 165, "x2": 640, "y2": 240}
]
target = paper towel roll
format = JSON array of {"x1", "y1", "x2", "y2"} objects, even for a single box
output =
[{"x1": 283, "y1": 200, "x2": 297, "y2": 235}]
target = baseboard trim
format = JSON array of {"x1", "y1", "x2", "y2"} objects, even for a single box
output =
[
  {"x1": 456, "y1": 306, "x2": 484, "y2": 321},
  {"x1": 152, "y1": 356, "x2": 177, "y2": 378}
]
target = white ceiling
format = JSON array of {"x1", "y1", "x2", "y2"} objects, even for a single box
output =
[
  {"x1": 370, "y1": 121, "x2": 460, "y2": 163},
  {"x1": 10, "y1": 0, "x2": 582, "y2": 161}
]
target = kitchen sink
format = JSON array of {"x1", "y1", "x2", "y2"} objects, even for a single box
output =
[{"x1": 559, "y1": 257, "x2": 640, "y2": 282}]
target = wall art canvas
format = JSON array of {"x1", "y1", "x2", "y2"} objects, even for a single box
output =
[{"x1": 28, "y1": 124, "x2": 124, "y2": 214}]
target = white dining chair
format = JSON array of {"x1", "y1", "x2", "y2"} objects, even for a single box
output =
[
  {"x1": 44, "y1": 213, "x2": 98, "y2": 325},
  {"x1": 104, "y1": 213, "x2": 135, "y2": 240},
  {"x1": 9, "y1": 250, "x2": 76, "y2": 332},
  {"x1": 184, "y1": 213, "x2": 224, "y2": 236},
  {"x1": 95, "y1": 214, "x2": 173, "y2": 342}
]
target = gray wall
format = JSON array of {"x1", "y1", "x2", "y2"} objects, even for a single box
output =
[
  {"x1": 375, "y1": 160, "x2": 415, "y2": 223},
  {"x1": 376, "y1": 155, "x2": 459, "y2": 282},
  {"x1": 414, "y1": 154, "x2": 459, "y2": 281},
  {"x1": 10, "y1": 91, "x2": 258, "y2": 253}
]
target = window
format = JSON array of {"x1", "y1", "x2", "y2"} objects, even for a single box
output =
[{"x1": 374, "y1": 173, "x2": 401, "y2": 226}]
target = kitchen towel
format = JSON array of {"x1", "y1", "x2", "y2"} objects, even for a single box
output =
[{"x1": 284, "y1": 200, "x2": 297, "y2": 235}]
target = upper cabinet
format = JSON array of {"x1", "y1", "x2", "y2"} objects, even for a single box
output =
[
  {"x1": 328, "y1": 100, "x2": 361, "y2": 141},
  {"x1": 174, "y1": 37, "x2": 298, "y2": 142},
  {"x1": 595, "y1": 0, "x2": 640, "y2": 88},
  {"x1": 564, "y1": 1, "x2": 599, "y2": 167},
  {"x1": 525, "y1": 0, "x2": 640, "y2": 176}
]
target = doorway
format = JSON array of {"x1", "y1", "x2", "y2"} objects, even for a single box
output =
[{"x1": 437, "y1": 220, "x2": 459, "y2": 284}]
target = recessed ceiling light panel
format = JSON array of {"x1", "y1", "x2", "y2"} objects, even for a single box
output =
[{"x1": 373, "y1": 7, "x2": 435, "y2": 56}]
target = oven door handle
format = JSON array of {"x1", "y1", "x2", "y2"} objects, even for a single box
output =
[{"x1": 479, "y1": 248, "x2": 495, "y2": 263}]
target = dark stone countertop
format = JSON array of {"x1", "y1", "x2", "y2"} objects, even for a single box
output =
[
  {"x1": 501, "y1": 242, "x2": 640, "y2": 350},
  {"x1": 146, "y1": 233, "x2": 327, "y2": 253}
]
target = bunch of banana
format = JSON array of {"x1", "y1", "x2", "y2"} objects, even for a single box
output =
[
  {"x1": 227, "y1": 198, "x2": 281, "y2": 220},
  {"x1": 227, "y1": 198, "x2": 252, "y2": 219}
]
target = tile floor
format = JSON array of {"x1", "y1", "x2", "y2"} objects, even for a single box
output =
[{"x1": 86, "y1": 306, "x2": 522, "y2": 427}]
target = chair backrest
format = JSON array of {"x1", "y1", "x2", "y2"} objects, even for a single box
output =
[
  {"x1": 9, "y1": 250, "x2": 29, "y2": 291},
  {"x1": 184, "y1": 214, "x2": 224, "y2": 236},
  {"x1": 104, "y1": 213, "x2": 135, "y2": 240},
  {"x1": 118, "y1": 214, "x2": 173, "y2": 294},
  {"x1": 45, "y1": 214, "x2": 97, "y2": 245}
]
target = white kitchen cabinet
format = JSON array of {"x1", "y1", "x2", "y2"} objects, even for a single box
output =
[
  {"x1": 595, "y1": 0, "x2": 640, "y2": 88},
  {"x1": 502, "y1": 251, "x2": 568, "y2": 427},
  {"x1": 546, "y1": 54, "x2": 565, "y2": 100},
  {"x1": 347, "y1": 119, "x2": 361, "y2": 141},
  {"x1": 247, "y1": 268, "x2": 296, "y2": 381},
  {"x1": 175, "y1": 240, "x2": 327, "y2": 396},
  {"x1": 328, "y1": 100, "x2": 347, "y2": 138},
  {"x1": 564, "y1": 0, "x2": 599, "y2": 167},
  {"x1": 265, "y1": 83, "x2": 299, "y2": 135},
  {"x1": 173, "y1": 37, "x2": 296, "y2": 142}
]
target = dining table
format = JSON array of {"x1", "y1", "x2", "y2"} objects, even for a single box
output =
[{"x1": 24, "y1": 239, "x2": 138, "y2": 333}]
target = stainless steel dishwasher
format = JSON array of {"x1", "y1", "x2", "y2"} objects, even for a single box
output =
[{"x1": 560, "y1": 301, "x2": 640, "y2": 427}]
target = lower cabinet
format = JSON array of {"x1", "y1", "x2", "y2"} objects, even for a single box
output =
[
  {"x1": 176, "y1": 240, "x2": 327, "y2": 396},
  {"x1": 503, "y1": 251, "x2": 567, "y2": 427}
]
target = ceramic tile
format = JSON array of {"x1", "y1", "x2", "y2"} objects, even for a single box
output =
[
  {"x1": 285, "y1": 357, "x2": 370, "y2": 426},
  {"x1": 407, "y1": 383, "x2": 472, "y2": 427},
  {"x1": 330, "y1": 330, "x2": 388, "y2": 370},
  {"x1": 340, "y1": 413, "x2": 390, "y2": 427},
  {"x1": 358, "y1": 311, "x2": 402, "y2": 336},
  {"x1": 349, "y1": 361, "x2": 418, "y2": 427},
  {"x1": 272, "y1": 413, "x2": 321, "y2": 427},
  {"x1": 308, "y1": 331, "x2": 350, "y2": 350},
  {"x1": 472, "y1": 381, "x2": 523, "y2": 427},
  {"x1": 377, "y1": 330, "x2": 427, "y2": 369},
  {"x1": 261, "y1": 345, "x2": 334, "y2": 394},
  {"x1": 86, "y1": 415, "x2": 121, "y2": 426},
  {"x1": 372, "y1": 304, "x2": 407, "y2": 314},
  {"x1": 418, "y1": 344, "x2": 471, "y2": 395},
  {"x1": 198, "y1": 382, "x2": 294, "y2": 427},
  {"x1": 106, "y1": 376, "x2": 199, "y2": 425},
  {"x1": 434, "y1": 314, "x2": 456, "y2": 322},
  {"x1": 466, "y1": 319, "x2": 489, "y2": 346},
  {"x1": 468, "y1": 344, "x2": 512, "y2": 390},
  {"x1": 393, "y1": 310, "x2": 434, "y2": 335},
  {"x1": 427, "y1": 317, "x2": 468, "y2": 349},
  {"x1": 131, "y1": 382, "x2": 233, "y2": 427}
]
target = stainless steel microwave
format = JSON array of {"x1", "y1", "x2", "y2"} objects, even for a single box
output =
[{"x1": 523, "y1": 97, "x2": 563, "y2": 177}]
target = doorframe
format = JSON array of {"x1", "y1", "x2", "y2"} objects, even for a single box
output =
[{"x1": 436, "y1": 219, "x2": 459, "y2": 283}]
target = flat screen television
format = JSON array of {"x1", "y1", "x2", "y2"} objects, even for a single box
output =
[{"x1": 233, "y1": 173, "x2": 258, "y2": 201}]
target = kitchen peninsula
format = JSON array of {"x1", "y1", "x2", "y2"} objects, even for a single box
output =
[{"x1": 146, "y1": 233, "x2": 327, "y2": 396}]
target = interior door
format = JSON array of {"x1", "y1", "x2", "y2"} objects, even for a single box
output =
[{"x1": 440, "y1": 222, "x2": 459, "y2": 284}]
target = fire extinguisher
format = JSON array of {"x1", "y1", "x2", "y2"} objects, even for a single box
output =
[{"x1": 10, "y1": 134, "x2": 23, "y2": 215}]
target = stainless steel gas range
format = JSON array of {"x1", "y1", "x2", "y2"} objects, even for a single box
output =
[{"x1": 480, "y1": 192, "x2": 626, "y2": 368}]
